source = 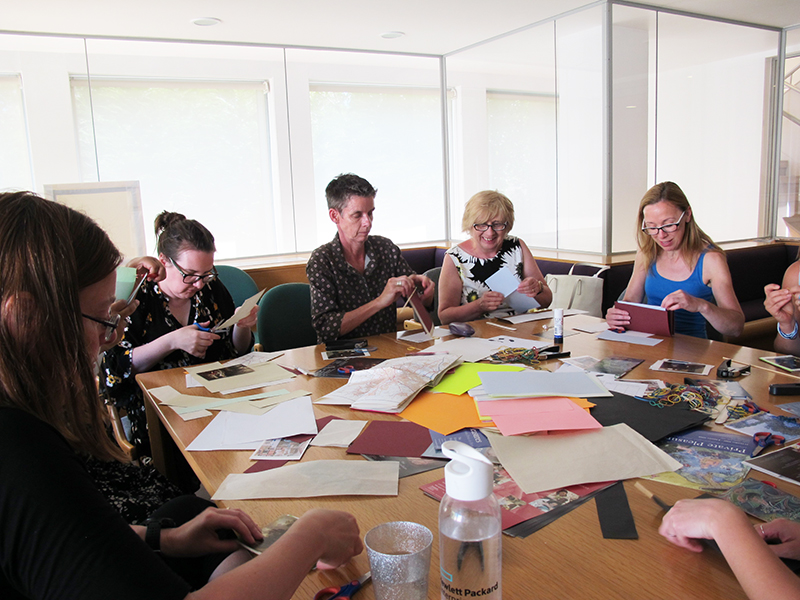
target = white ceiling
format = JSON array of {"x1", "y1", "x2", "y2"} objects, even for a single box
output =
[{"x1": 2, "y1": 0, "x2": 800, "y2": 56}]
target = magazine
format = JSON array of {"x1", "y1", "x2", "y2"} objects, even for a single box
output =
[
  {"x1": 746, "y1": 442, "x2": 800, "y2": 486},
  {"x1": 717, "y1": 478, "x2": 800, "y2": 523},
  {"x1": 642, "y1": 428, "x2": 752, "y2": 491},
  {"x1": 759, "y1": 355, "x2": 800, "y2": 373},
  {"x1": 420, "y1": 465, "x2": 610, "y2": 531}
]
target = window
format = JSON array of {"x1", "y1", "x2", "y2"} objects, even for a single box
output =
[
  {"x1": 0, "y1": 73, "x2": 33, "y2": 192},
  {"x1": 71, "y1": 77, "x2": 276, "y2": 259},
  {"x1": 307, "y1": 83, "x2": 446, "y2": 249},
  {"x1": 487, "y1": 91, "x2": 557, "y2": 247}
]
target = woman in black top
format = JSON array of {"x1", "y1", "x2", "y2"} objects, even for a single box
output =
[
  {"x1": 102, "y1": 211, "x2": 257, "y2": 456},
  {"x1": 0, "y1": 192, "x2": 362, "y2": 600}
]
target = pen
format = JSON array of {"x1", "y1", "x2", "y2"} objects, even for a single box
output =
[{"x1": 487, "y1": 321, "x2": 516, "y2": 331}]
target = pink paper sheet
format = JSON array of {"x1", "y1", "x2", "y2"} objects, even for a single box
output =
[{"x1": 481, "y1": 398, "x2": 601, "y2": 436}]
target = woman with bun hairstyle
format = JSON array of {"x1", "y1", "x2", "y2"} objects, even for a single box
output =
[{"x1": 102, "y1": 211, "x2": 257, "y2": 457}]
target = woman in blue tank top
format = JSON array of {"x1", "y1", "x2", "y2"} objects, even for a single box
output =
[{"x1": 606, "y1": 182, "x2": 744, "y2": 339}]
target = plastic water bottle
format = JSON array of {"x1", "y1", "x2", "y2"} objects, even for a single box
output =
[{"x1": 439, "y1": 441, "x2": 502, "y2": 600}]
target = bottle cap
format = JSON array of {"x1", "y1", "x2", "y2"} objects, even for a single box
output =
[{"x1": 442, "y1": 441, "x2": 493, "y2": 501}]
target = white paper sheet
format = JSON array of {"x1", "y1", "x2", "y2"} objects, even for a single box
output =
[
  {"x1": 428, "y1": 337, "x2": 509, "y2": 362},
  {"x1": 187, "y1": 396, "x2": 317, "y2": 451},
  {"x1": 478, "y1": 370, "x2": 612, "y2": 398},
  {"x1": 211, "y1": 460, "x2": 399, "y2": 500},
  {"x1": 597, "y1": 330, "x2": 663, "y2": 346},
  {"x1": 486, "y1": 424, "x2": 682, "y2": 493},
  {"x1": 397, "y1": 326, "x2": 450, "y2": 343},
  {"x1": 502, "y1": 308, "x2": 586, "y2": 324}
]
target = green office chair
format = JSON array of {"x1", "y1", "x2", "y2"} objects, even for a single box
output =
[
  {"x1": 257, "y1": 283, "x2": 318, "y2": 352},
  {"x1": 216, "y1": 265, "x2": 260, "y2": 343},
  {"x1": 215, "y1": 265, "x2": 259, "y2": 307}
]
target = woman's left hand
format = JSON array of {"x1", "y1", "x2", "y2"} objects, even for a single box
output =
[
  {"x1": 661, "y1": 290, "x2": 703, "y2": 313},
  {"x1": 160, "y1": 507, "x2": 263, "y2": 558},
  {"x1": 518, "y1": 277, "x2": 546, "y2": 298},
  {"x1": 233, "y1": 305, "x2": 258, "y2": 330},
  {"x1": 99, "y1": 298, "x2": 139, "y2": 351}
]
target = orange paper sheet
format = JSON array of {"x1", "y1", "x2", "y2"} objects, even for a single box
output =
[{"x1": 400, "y1": 390, "x2": 493, "y2": 435}]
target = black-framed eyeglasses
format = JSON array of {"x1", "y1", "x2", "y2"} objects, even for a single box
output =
[
  {"x1": 641, "y1": 211, "x2": 685, "y2": 236},
  {"x1": 169, "y1": 257, "x2": 218, "y2": 284},
  {"x1": 473, "y1": 222, "x2": 508, "y2": 232},
  {"x1": 82, "y1": 313, "x2": 121, "y2": 344}
]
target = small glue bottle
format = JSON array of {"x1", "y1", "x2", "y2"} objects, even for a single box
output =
[
  {"x1": 439, "y1": 441, "x2": 502, "y2": 600},
  {"x1": 553, "y1": 307, "x2": 564, "y2": 347}
]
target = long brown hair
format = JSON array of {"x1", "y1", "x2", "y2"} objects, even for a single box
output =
[
  {"x1": 0, "y1": 192, "x2": 124, "y2": 461},
  {"x1": 636, "y1": 181, "x2": 721, "y2": 270}
]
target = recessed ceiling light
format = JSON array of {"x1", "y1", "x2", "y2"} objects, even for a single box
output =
[
  {"x1": 192, "y1": 17, "x2": 222, "y2": 27},
  {"x1": 381, "y1": 31, "x2": 405, "y2": 39},
  {"x1": 626, "y1": 105, "x2": 637, "y2": 109}
]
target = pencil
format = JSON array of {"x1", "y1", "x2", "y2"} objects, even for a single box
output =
[{"x1": 633, "y1": 482, "x2": 672, "y2": 512}]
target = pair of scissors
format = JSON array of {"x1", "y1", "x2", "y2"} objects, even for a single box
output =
[
  {"x1": 313, "y1": 572, "x2": 371, "y2": 600},
  {"x1": 750, "y1": 431, "x2": 786, "y2": 457}
]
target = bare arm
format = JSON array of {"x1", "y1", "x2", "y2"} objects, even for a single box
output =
[
  {"x1": 661, "y1": 251, "x2": 744, "y2": 337},
  {"x1": 186, "y1": 509, "x2": 362, "y2": 600},
  {"x1": 766, "y1": 261, "x2": 800, "y2": 354},
  {"x1": 660, "y1": 499, "x2": 800, "y2": 600}
]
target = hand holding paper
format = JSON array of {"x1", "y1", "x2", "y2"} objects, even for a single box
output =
[{"x1": 214, "y1": 288, "x2": 266, "y2": 331}]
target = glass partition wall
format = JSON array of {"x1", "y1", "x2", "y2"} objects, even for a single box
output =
[
  {"x1": 0, "y1": 3, "x2": 790, "y2": 263},
  {"x1": 445, "y1": 3, "x2": 782, "y2": 256}
]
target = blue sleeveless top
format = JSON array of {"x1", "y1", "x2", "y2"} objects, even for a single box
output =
[{"x1": 644, "y1": 252, "x2": 715, "y2": 339}]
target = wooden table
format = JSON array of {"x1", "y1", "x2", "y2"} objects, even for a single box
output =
[{"x1": 137, "y1": 317, "x2": 800, "y2": 600}]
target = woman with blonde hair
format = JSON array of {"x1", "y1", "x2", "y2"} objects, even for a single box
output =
[
  {"x1": 438, "y1": 190, "x2": 551, "y2": 324},
  {"x1": 606, "y1": 181, "x2": 743, "y2": 338}
]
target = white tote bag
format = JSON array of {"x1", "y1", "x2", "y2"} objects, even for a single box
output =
[{"x1": 545, "y1": 263, "x2": 610, "y2": 318}]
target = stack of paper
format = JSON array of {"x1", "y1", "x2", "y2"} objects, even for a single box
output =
[
  {"x1": 186, "y1": 396, "x2": 318, "y2": 451},
  {"x1": 478, "y1": 370, "x2": 613, "y2": 399},
  {"x1": 316, "y1": 354, "x2": 462, "y2": 412},
  {"x1": 185, "y1": 360, "x2": 294, "y2": 394}
]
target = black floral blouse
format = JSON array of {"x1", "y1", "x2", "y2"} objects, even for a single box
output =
[
  {"x1": 306, "y1": 234, "x2": 414, "y2": 344},
  {"x1": 101, "y1": 278, "x2": 249, "y2": 454}
]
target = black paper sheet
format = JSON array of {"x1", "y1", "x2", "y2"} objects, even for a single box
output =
[
  {"x1": 590, "y1": 391, "x2": 709, "y2": 442},
  {"x1": 595, "y1": 481, "x2": 638, "y2": 539}
]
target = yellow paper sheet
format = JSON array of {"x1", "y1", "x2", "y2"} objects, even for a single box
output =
[
  {"x1": 400, "y1": 390, "x2": 493, "y2": 435},
  {"x1": 430, "y1": 363, "x2": 525, "y2": 395}
]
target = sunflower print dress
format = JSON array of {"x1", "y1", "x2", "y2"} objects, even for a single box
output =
[{"x1": 445, "y1": 235, "x2": 525, "y2": 319}]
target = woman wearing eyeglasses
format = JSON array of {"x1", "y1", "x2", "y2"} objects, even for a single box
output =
[
  {"x1": 606, "y1": 182, "x2": 744, "y2": 338},
  {"x1": 102, "y1": 211, "x2": 257, "y2": 458},
  {"x1": 438, "y1": 190, "x2": 552, "y2": 324}
]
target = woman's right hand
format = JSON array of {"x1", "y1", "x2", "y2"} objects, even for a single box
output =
[
  {"x1": 765, "y1": 283, "x2": 797, "y2": 327},
  {"x1": 171, "y1": 323, "x2": 220, "y2": 358},
  {"x1": 292, "y1": 509, "x2": 363, "y2": 570},
  {"x1": 605, "y1": 306, "x2": 630, "y2": 330},
  {"x1": 475, "y1": 291, "x2": 504, "y2": 314}
]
